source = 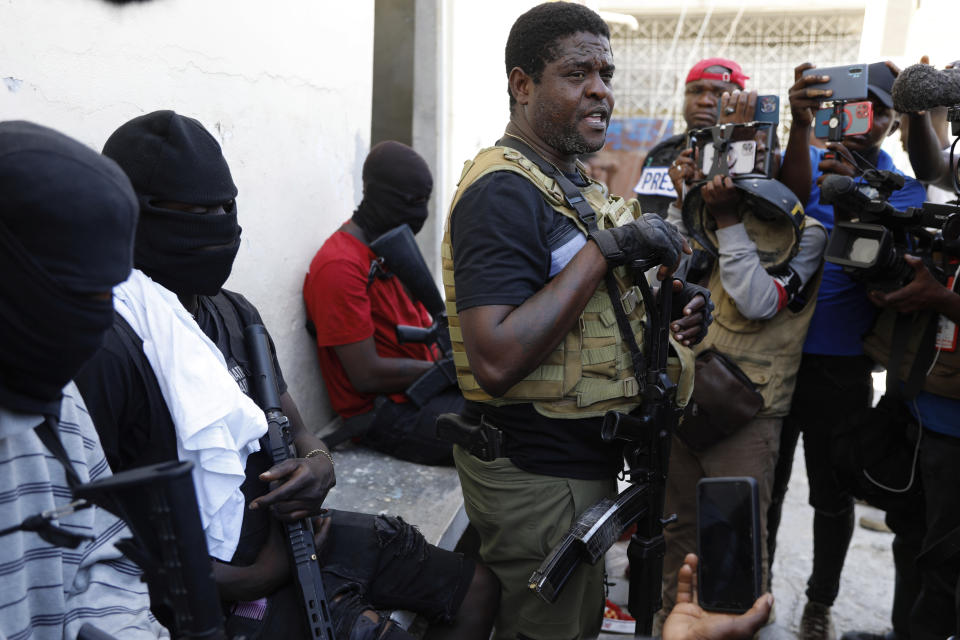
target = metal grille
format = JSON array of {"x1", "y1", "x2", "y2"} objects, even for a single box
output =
[{"x1": 608, "y1": 10, "x2": 864, "y2": 149}]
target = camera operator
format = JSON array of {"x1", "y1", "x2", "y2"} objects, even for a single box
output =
[
  {"x1": 842, "y1": 258, "x2": 960, "y2": 640},
  {"x1": 898, "y1": 59, "x2": 960, "y2": 201},
  {"x1": 636, "y1": 57, "x2": 750, "y2": 217},
  {"x1": 771, "y1": 61, "x2": 928, "y2": 640},
  {"x1": 661, "y1": 89, "x2": 828, "y2": 618}
]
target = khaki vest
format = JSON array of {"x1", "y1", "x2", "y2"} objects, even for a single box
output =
[
  {"x1": 441, "y1": 145, "x2": 695, "y2": 419},
  {"x1": 863, "y1": 309, "x2": 960, "y2": 400},
  {"x1": 694, "y1": 217, "x2": 825, "y2": 418}
]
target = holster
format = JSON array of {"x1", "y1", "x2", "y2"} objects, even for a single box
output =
[{"x1": 435, "y1": 413, "x2": 505, "y2": 461}]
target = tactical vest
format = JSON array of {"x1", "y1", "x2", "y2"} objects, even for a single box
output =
[
  {"x1": 863, "y1": 309, "x2": 960, "y2": 400},
  {"x1": 694, "y1": 216, "x2": 826, "y2": 418},
  {"x1": 441, "y1": 145, "x2": 695, "y2": 420}
]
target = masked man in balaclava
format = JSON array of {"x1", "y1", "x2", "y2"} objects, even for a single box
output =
[
  {"x1": 76, "y1": 111, "x2": 497, "y2": 640},
  {"x1": 0, "y1": 121, "x2": 167, "y2": 638},
  {"x1": 304, "y1": 141, "x2": 461, "y2": 466}
]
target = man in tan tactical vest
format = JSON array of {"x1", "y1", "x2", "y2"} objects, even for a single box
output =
[
  {"x1": 440, "y1": 4, "x2": 733, "y2": 639},
  {"x1": 662, "y1": 85, "x2": 828, "y2": 618}
]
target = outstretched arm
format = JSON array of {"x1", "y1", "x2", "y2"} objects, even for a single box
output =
[
  {"x1": 780, "y1": 63, "x2": 832, "y2": 204},
  {"x1": 663, "y1": 553, "x2": 772, "y2": 640}
]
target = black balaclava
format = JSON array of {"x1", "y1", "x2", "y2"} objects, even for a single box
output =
[
  {"x1": 0, "y1": 121, "x2": 138, "y2": 415},
  {"x1": 103, "y1": 110, "x2": 241, "y2": 296},
  {"x1": 353, "y1": 141, "x2": 433, "y2": 239}
]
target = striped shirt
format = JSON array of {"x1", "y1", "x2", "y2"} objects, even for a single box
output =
[{"x1": 0, "y1": 383, "x2": 167, "y2": 640}]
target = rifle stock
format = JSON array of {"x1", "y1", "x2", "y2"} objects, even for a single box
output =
[
  {"x1": 73, "y1": 461, "x2": 226, "y2": 640},
  {"x1": 245, "y1": 324, "x2": 335, "y2": 640}
]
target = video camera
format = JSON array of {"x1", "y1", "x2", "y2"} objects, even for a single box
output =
[{"x1": 822, "y1": 170, "x2": 960, "y2": 290}]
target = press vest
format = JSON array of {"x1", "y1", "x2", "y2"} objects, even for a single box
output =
[
  {"x1": 863, "y1": 309, "x2": 960, "y2": 400},
  {"x1": 441, "y1": 145, "x2": 695, "y2": 420},
  {"x1": 695, "y1": 217, "x2": 826, "y2": 418}
]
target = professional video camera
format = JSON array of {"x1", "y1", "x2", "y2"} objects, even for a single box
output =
[{"x1": 822, "y1": 170, "x2": 960, "y2": 290}]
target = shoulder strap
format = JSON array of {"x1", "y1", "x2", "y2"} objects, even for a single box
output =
[
  {"x1": 209, "y1": 292, "x2": 249, "y2": 365},
  {"x1": 498, "y1": 136, "x2": 647, "y2": 383},
  {"x1": 35, "y1": 416, "x2": 82, "y2": 488}
]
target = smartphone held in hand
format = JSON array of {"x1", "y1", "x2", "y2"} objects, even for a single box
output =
[{"x1": 696, "y1": 477, "x2": 762, "y2": 613}]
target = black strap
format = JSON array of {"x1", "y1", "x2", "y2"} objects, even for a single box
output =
[
  {"x1": 35, "y1": 416, "x2": 83, "y2": 488},
  {"x1": 498, "y1": 136, "x2": 647, "y2": 382},
  {"x1": 887, "y1": 311, "x2": 940, "y2": 401},
  {"x1": 209, "y1": 293, "x2": 249, "y2": 368}
]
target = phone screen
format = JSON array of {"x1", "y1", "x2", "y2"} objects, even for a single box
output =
[{"x1": 697, "y1": 477, "x2": 761, "y2": 613}]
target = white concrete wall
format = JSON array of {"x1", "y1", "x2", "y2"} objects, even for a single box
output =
[
  {"x1": 437, "y1": 0, "x2": 541, "y2": 222},
  {"x1": 0, "y1": 0, "x2": 375, "y2": 430}
]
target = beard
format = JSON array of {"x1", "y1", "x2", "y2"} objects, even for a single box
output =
[{"x1": 532, "y1": 102, "x2": 606, "y2": 156}]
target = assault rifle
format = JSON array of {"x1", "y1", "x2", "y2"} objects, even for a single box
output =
[
  {"x1": 529, "y1": 268, "x2": 683, "y2": 638},
  {"x1": 74, "y1": 460, "x2": 227, "y2": 640},
  {"x1": 369, "y1": 224, "x2": 455, "y2": 407},
  {"x1": 245, "y1": 324, "x2": 336, "y2": 640}
]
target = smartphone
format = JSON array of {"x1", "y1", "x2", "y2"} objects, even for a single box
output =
[
  {"x1": 801, "y1": 64, "x2": 869, "y2": 102},
  {"x1": 814, "y1": 101, "x2": 874, "y2": 139},
  {"x1": 701, "y1": 140, "x2": 757, "y2": 176},
  {"x1": 716, "y1": 94, "x2": 780, "y2": 124},
  {"x1": 696, "y1": 477, "x2": 762, "y2": 613}
]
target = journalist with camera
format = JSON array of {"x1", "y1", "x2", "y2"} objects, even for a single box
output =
[
  {"x1": 828, "y1": 60, "x2": 960, "y2": 640},
  {"x1": 768, "y1": 61, "x2": 928, "y2": 640}
]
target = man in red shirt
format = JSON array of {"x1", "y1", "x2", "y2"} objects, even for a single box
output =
[{"x1": 304, "y1": 141, "x2": 459, "y2": 465}]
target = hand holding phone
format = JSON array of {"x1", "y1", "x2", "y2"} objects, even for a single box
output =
[
  {"x1": 696, "y1": 477, "x2": 762, "y2": 613},
  {"x1": 801, "y1": 63, "x2": 869, "y2": 102},
  {"x1": 663, "y1": 553, "x2": 772, "y2": 640},
  {"x1": 717, "y1": 91, "x2": 780, "y2": 125},
  {"x1": 790, "y1": 62, "x2": 834, "y2": 128}
]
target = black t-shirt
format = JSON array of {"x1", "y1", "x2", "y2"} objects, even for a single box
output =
[
  {"x1": 74, "y1": 289, "x2": 287, "y2": 566},
  {"x1": 450, "y1": 171, "x2": 623, "y2": 480}
]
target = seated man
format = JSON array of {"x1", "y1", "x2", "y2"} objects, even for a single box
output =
[
  {"x1": 75, "y1": 111, "x2": 497, "y2": 639},
  {"x1": 304, "y1": 141, "x2": 459, "y2": 466},
  {"x1": 662, "y1": 87, "x2": 828, "y2": 612},
  {"x1": 0, "y1": 121, "x2": 166, "y2": 638}
]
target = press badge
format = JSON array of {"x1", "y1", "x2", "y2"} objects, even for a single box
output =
[
  {"x1": 634, "y1": 166, "x2": 678, "y2": 199},
  {"x1": 936, "y1": 273, "x2": 958, "y2": 352}
]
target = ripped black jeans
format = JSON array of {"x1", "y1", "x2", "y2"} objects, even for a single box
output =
[
  {"x1": 225, "y1": 510, "x2": 475, "y2": 640},
  {"x1": 322, "y1": 510, "x2": 475, "y2": 640}
]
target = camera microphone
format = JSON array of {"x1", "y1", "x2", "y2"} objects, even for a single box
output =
[
  {"x1": 891, "y1": 64, "x2": 960, "y2": 113},
  {"x1": 820, "y1": 174, "x2": 903, "y2": 220}
]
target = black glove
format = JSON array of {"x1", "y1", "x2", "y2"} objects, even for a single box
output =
[
  {"x1": 589, "y1": 213, "x2": 685, "y2": 268},
  {"x1": 670, "y1": 281, "x2": 714, "y2": 347}
]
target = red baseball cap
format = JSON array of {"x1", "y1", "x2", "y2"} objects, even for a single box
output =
[{"x1": 685, "y1": 58, "x2": 749, "y2": 90}]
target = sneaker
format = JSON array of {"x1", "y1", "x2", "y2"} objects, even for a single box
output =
[
  {"x1": 858, "y1": 515, "x2": 893, "y2": 533},
  {"x1": 800, "y1": 602, "x2": 835, "y2": 640},
  {"x1": 601, "y1": 599, "x2": 636, "y2": 634}
]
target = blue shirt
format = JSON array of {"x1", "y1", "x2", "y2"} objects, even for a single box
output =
[
  {"x1": 908, "y1": 390, "x2": 960, "y2": 438},
  {"x1": 802, "y1": 146, "x2": 927, "y2": 355}
]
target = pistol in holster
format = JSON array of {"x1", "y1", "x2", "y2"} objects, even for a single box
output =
[{"x1": 435, "y1": 412, "x2": 505, "y2": 461}]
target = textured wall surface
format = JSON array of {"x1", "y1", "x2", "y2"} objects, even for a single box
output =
[{"x1": 0, "y1": 0, "x2": 375, "y2": 430}]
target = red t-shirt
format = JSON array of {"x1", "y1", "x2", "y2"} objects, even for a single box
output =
[{"x1": 303, "y1": 228, "x2": 435, "y2": 417}]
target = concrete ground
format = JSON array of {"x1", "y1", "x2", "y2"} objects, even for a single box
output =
[{"x1": 599, "y1": 441, "x2": 897, "y2": 639}]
